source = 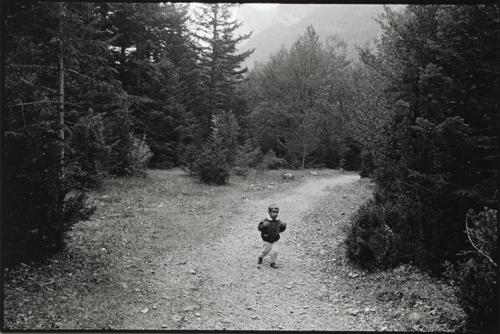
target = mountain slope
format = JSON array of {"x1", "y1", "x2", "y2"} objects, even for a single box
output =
[{"x1": 236, "y1": 4, "x2": 405, "y2": 69}]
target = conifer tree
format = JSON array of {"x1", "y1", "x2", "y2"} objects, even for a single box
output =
[
  {"x1": 3, "y1": 2, "x2": 127, "y2": 264},
  {"x1": 103, "y1": 3, "x2": 199, "y2": 167},
  {"x1": 192, "y1": 3, "x2": 253, "y2": 136}
]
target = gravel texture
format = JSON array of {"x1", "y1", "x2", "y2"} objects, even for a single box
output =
[{"x1": 3, "y1": 170, "x2": 465, "y2": 330}]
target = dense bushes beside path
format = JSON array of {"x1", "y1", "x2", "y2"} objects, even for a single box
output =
[{"x1": 345, "y1": 5, "x2": 499, "y2": 332}]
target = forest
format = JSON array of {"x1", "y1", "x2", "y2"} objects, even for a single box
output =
[{"x1": 3, "y1": 3, "x2": 498, "y2": 332}]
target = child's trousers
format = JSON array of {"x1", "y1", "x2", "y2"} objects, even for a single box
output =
[{"x1": 259, "y1": 241, "x2": 278, "y2": 263}]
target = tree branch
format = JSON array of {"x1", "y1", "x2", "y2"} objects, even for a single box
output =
[
  {"x1": 7, "y1": 64, "x2": 58, "y2": 70},
  {"x1": 8, "y1": 64, "x2": 107, "y2": 86},
  {"x1": 465, "y1": 212, "x2": 498, "y2": 267},
  {"x1": 7, "y1": 100, "x2": 58, "y2": 107}
]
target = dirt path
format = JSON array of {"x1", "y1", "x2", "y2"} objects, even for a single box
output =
[
  {"x1": 4, "y1": 171, "x2": 464, "y2": 330},
  {"x1": 121, "y1": 173, "x2": 384, "y2": 330}
]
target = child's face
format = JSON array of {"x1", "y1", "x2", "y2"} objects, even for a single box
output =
[{"x1": 269, "y1": 208, "x2": 279, "y2": 219}]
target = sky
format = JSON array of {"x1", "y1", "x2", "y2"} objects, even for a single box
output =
[{"x1": 247, "y1": 3, "x2": 280, "y2": 11}]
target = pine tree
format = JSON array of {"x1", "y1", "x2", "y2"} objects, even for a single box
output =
[
  {"x1": 192, "y1": 3, "x2": 253, "y2": 136},
  {"x1": 194, "y1": 115, "x2": 231, "y2": 185},
  {"x1": 103, "y1": 3, "x2": 199, "y2": 168},
  {"x1": 3, "y1": 2, "x2": 126, "y2": 264}
]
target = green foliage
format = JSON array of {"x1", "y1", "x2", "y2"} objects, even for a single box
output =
[
  {"x1": 66, "y1": 109, "x2": 108, "y2": 188},
  {"x1": 179, "y1": 143, "x2": 201, "y2": 176},
  {"x1": 347, "y1": 5, "x2": 498, "y2": 332},
  {"x1": 128, "y1": 134, "x2": 153, "y2": 176},
  {"x1": 3, "y1": 2, "x2": 128, "y2": 265},
  {"x1": 233, "y1": 139, "x2": 262, "y2": 176},
  {"x1": 3, "y1": 128, "x2": 84, "y2": 266},
  {"x1": 248, "y1": 26, "x2": 358, "y2": 168},
  {"x1": 360, "y1": 150, "x2": 376, "y2": 177},
  {"x1": 105, "y1": 3, "x2": 196, "y2": 168},
  {"x1": 338, "y1": 137, "x2": 362, "y2": 171},
  {"x1": 259, "y1": 149, "x2": 287, "y2": 170},
  {"x1": 104, "y1": 111, "x2": 152, "y2": 177},
  {"x1": 188, "y1": 116, "x2": 231, "y2": 185},
  {"x1": 192, "y1": 3, "x2": 253, "y2": 136},
  {"x1": 215, "y1": 110, "x2": 241, "y2": 166},
  {"x1": 345, "y1": 200, "x2": 397, "y2": 270},
  {"x1": 453, "y1": 208, "x2": 498, "y2": 333}
]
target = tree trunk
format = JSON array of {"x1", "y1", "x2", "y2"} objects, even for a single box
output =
[
  {"x1": 302, "y1": 144, "x2": 307, "y2": 168},
  {"x1": 58, "y1": 3, "x2": 65, "y2": 171}
]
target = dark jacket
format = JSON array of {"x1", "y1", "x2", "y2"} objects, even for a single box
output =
[{"x1": 258, "y1": 217, "x2": 286, "y2": 243}]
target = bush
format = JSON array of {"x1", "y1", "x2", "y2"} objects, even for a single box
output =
[
  {"x1": 360, "y1": 149, "x2": 376, "y2": 177},
  {"x1": 66, "y1": 110, "x2": 108, "y2": 188},
  {"x1": 338, "y1": 136, "x2": 361, "y2": 171},
  {"x1": 127, "y1": 134, "x2": 153, "y2": 176},
  {"x1": 454, "y1": 208, "x2": 498, "y2": 333},
  {"x1": 233, "y1": 139, "x2": 262, "y2": 176},
  {"x1": 186, "y1": 115, "x2": 231, "y2": 185},
  {"x1": 3, "y1": 128, "x2": 88, "y2": 267},
  {"x1": 259, "y1": 149, "x2": 287, "y2": 170},
  {"x1": 345, "y1": 199, "x2": 397, "y2": 270},
  {"x1": 216, "y1": 110, "x2": 240, "y2": 166},
  {"x1": 179, "y1": 143, "x2": 200, "y2": 176},
  {"x1": 196, "y1": 147, "x2": 230, "y2": 185}
]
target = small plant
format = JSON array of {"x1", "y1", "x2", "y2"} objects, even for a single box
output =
[
  {"x1": 127, "y1": 134, "x2": 153, "y2": 176},
  {"x1": 189, "y1": 115, "x2": 231, "y2": 185},
  {"x1": 233, "y1": 139, "x2": 262, "y2": 176},
  {"x1": 345, "y1": 199, "x2": 396, "y2": 270},
  {"x1": 455, "y1": 207, "x2": 497, "y2": 333},
  {"x1": 259, "y1": 149, "x2": 287, "y2": 170},
  {"x1": 179, "y1": 143, "x2": 201, "y2": 176},
  {"x1": 360, "y1": 149, "x2": 376, "y2": 177},
  {"x1": 66, "y1": 111, "x2": 107, "y2": 188}
]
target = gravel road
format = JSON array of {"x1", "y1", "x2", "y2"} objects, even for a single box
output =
[{"x1": 121, "y1": 173, "x2": 380, "y2": 330}]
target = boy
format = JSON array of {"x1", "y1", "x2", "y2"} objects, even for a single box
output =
[{"x1": 257, "y1": 204, "x2": 286, "y2": 268}]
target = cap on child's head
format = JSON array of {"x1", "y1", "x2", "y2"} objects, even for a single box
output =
[{"x1": 268, "y1": 204, "x2": 279, "y2": 212}]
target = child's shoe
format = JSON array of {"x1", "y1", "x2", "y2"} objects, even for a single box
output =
[
  {"x1": 270, "y1": 262, "x2": 277, "y2": 268},
  {"x1": 258, "y1": 257, "x2": 263, "y2": 264}
]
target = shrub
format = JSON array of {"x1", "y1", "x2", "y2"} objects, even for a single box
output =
[
  {"x1": 216, "y1": 110, "x2": 240, "y2": 166},
  {"x1": 196, "y1": 146, "x2": 230, "y2": 185},
  {"x1": 339, "y1": 136, "x2": 361, "y2": 171},
  {"x1": 3, "y1": 128, "x2": 88, "y2": 267},
  {"x1": 179, "y1": 143, "x2": 200, "y2": 176},
  {"x1": 66, "y1": 110, "x2": 107, "y2": 188},
  {"x1": 187, "y1": 115, "x2": 231, "y2": 185},
  {"x1": 345, "y1": 199, "x2": 397, "y2": 270},
  {"x1": 259, "y1": 149, "x2": 287, "y2": 170},
  {"x1": 127, "y1": 134, "x2": 153, "y2": 176},
  {"x1": 454, "y1": 208, "x2": 498, "y2": 333},
  {"x1": 360, "y1": 149, "x2": 376, "y2": 177},
  {"x1": 233, "y1": 139, "x2": 262, "y2": 176}
]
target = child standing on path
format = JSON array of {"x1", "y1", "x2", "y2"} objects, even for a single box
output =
[{"x1": 257, "y1": 204, "x2": 287, "y2": 268}]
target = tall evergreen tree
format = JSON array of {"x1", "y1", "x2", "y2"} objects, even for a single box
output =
[
  {"x1": 3, "y1": 2, "x2": 127, "y2": 264},
  {"x1": 347, "y1": 5, "x2": 498, "y2": 330},
  {"x1": 192, "y1": 3, "x2": 253, "y2": 136},
  {"x1": 102, "y1": 3, "x2": 197, "y2": 167}
]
